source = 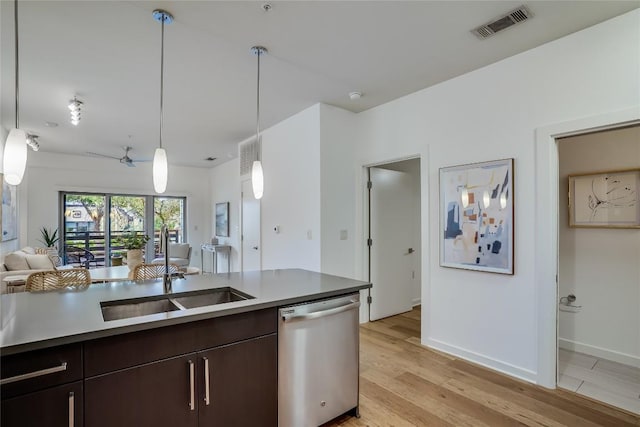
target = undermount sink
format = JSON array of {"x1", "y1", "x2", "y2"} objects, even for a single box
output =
[{"x1": 101, "y1": 287, "x2": 255, "y2": 321}]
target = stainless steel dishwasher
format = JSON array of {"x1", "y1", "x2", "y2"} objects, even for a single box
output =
[{"x1": 278, "y1": 293, "x2": 360, "y2": 427}]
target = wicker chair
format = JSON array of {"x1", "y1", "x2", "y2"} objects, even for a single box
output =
[
  {"x1": 25, "y1": 268, "x2": 91, "y2": 292},
  {"x1": 132, "y1": 263, "x2": 180, "y2": 281}
]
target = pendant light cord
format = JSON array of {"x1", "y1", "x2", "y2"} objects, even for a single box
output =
[
  {"x1": 256, "y1": 49, "x2": 261, "y2": 141},
  {"x1": 14, "y1": 0, "x2": 19, "y2": 129},
  {"x1": 159, "y1": 15, "x2": 165, "y2": 149}
]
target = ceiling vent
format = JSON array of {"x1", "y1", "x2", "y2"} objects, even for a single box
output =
[
  {"x1": 472, "y1": 5, "x2": 532, "y2": 39},
  {"x1": 239, "y1": 138, "x2": 260, "y2": 176}
]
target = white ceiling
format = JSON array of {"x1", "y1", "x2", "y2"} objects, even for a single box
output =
[{"x1": 1, "y1": 1, "x2": 637, "y2": 168}]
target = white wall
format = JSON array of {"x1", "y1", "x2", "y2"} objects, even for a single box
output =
[
  {"x1": 260, "y1": 104, "x2": 321, "y2": 271},
  {"x1": 351, "y1": 10, "x2": 640, "y2": 383},
  {"x1": 24, "y1": 152, "x2": 211, "y2": 267},
  {"x1": 319, "y1": 104, "x2": 359, "y2": 279},
  {"x1": 558, "y1": 126, "x2": 640, "y2": 367},
  {"x1": 209, "y1": 158, "x2": 240, "y2": 272}
]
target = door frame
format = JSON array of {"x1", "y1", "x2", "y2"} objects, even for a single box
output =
[
  {"x1": 363, "y1": 155, "x2": 423, "y2": 322},
  {"x1": 534, "y1": 107, "x2": 639, "y2": 388}
]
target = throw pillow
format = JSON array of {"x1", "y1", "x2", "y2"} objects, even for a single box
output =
[
  {"x1": 25, "y1": 254, "x2": 55, "y2": 270},
  {"x1": 4, "y1": 252, "x2": 30, "y2": 271},
  {"x1": 21, "y1": 246, "x2": 36, "y2": 255},
  {"x1": 35, "y1": 247, "x2": 62, "y2": 267}
]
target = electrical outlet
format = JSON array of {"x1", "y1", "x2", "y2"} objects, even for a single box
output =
[
  {"x1": 340, "y1": 230, "x2": 348, "y2": 240},
  {"x1": 307, "y1": 230, "x2": 312, "y2": 240}
]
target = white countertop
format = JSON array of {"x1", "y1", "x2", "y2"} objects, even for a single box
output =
[{"x1": 0, "y1": 269, "x2": 370, "y2": 355}]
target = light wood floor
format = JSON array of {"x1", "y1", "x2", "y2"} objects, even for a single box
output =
[{"x1": 325, "y1": 306, "x2": 640, "y2": 426}]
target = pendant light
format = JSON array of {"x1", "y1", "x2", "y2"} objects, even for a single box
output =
[
  {"x1": 152, "y1": 9, "x2": 173, "y2": 194},
  {"x1": 3, "y1": 0, "x2": 27, "y2": 186},
  {"x1": 251, "y1": 46, "x2": 267, "y2": 200}
]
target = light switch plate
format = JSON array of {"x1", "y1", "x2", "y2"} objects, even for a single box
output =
[{"x1": 340, "y1": 230, "x2": 348, "y2": 240}]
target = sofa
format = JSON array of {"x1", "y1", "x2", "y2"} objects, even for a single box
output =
[
  {"x1": 151, "y1": 243, "x2": 192, "y2": 268},
  {"x1": 1, "y1": 247, "x2": 60, "y2": 293}
]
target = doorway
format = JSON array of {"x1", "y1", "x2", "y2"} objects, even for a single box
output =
[
  {"x1": 556, "y1": 125, "x2": 640, "y2": 414},
  {"x1": 241, "y1": 179, "x2": 261, "y2": 272},
  {"x1": 367, "y1": 158, "x2": 421, "y2": 322}
]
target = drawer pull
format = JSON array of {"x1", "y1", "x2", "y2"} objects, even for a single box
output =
[
  {"x1": 188, "y1": 360, "x2": 195, "y2": 411},
  {"x1": 68, "y1": 391, "x2": 74, "y2": 427},
  {"x1": 203, "y1": 357, "x2": 210, "y2": 405},
  {"x1": 0, "y1": 362, "x2": 68, "y2": 385}
]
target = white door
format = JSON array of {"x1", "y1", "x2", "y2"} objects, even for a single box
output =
[
  {"x1": 241, "y1": 179, "x2": 261, "y2": 271},
  {"x1": 369, "y1": 167, "x2": 416, "y2": 321}
]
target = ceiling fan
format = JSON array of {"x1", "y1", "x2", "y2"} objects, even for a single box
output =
[{"x1": 86, "y1": 146, "x2": 150, "y2": 167}]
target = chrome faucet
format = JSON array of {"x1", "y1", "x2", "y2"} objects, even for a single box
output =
[{"x1": 161, "y1": 225, "x2": 184, "y2": 293}]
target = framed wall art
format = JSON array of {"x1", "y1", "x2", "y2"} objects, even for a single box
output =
[
  {"x1": 215, "y1": 202, "x2": 229, "y2": 237},
  {"x1": 440, "y1": 158, "x2": 514, "y2": 275},
  {"x1": 568, "y1": 168, "x2": 639, "y2": 228}
]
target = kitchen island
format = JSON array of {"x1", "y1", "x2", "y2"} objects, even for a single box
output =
[{"x1": 0, "y1": 269, "x2": 371, "y2": 426}]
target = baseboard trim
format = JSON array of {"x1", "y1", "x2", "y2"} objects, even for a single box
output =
[
  {"x1": 425, "y1": 337, "x2": 538, "y2": 384},
  {"x1": 559, "y1": 338, "x2": 640, "y2": 368},
  {"x1": 412, "y1": 298, "x2": 421, "y2": 307}
]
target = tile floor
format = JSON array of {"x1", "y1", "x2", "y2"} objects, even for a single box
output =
[{"x1": 558, "y1": 348, "x2": 640, "y2": 414}]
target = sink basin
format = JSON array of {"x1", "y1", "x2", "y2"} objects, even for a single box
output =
[
  {"x1": 101, "y1": 287, "x2": 255, "y2": 321},
  {"x1": 172, "y1": 287, "x2": 254, "y2": 309},
  {"x1": 101, "y1": 298, "x2": 181, "y2": 322}
]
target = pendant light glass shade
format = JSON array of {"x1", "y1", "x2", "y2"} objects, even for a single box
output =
[
  {"x1": 482, "y1": 190, "x2": 491, "y2": 209},
  {"x1": 3, "y1": 129, "x2": 27, "y2": 185},
  {"x1": 252, "y1": 160, "x2": 264, "y2": 199},
  {"x1": 460, "y1": 187, "x2": 469, "y2": 208},
  {"x1": 153, "y1": 147, "x2": 168, "y2": 193}
]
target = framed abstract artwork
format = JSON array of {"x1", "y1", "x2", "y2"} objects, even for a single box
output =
[
  {"x1": 440, "y1": 158, "x2": 514, "y2": 275},
  {"x1": 568, "y1": 169, "x2": 639, "y2": 228},
  {"x1": 215, "y1": 202, "x2": 229, "y2": 237},
  {"x1": 1, "y1": 173, "x2": 18, "y2": 242}
]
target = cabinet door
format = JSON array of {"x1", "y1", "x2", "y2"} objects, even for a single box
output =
[
  {"x1": 198, "y1": 334, "x2": 277, "y2": 427},
  {"x1": 85, "y1": 354, "x2": 198, "y2": 427},
  {"x1": 1, "y1": 381, "x2": 82, "y2": 427}
]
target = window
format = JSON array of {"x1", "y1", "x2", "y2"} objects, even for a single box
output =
[{"x1": 60, "y1": 192, "x2": 186, "y2": 267}]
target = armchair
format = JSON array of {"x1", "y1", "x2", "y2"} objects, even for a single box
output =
[{"x1": 152, "y1": 243, "x2": 192, "y2": 268}]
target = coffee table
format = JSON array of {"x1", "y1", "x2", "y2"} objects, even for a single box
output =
[{"x1": 3, "y1": 275, "x2": 29, "y2": 293}]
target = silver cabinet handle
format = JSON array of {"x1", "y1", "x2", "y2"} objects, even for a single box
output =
[
  {"x1": 188, "y1": 360, "x2": 195, "y2": 411},
  {"x1": 68, "y1": 391, "x2": 74, "y2": 427},
  {"x1": 0, "y1": 362, "x2": 67, "y2": 385},
  {"x1": 203, "y1": 357, "x2": 210, "y2": 406},
  {"x1": 282, "y1": 300, "x2": 360, "y2": 322}
]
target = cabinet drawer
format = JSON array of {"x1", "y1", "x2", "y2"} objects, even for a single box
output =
[
  {"x1": 85, "y1": 308, "x2": 277, "y2": 376},
  {"x1": 1, "y1": 343, "x2": 82, "y2": 399},
  {"x1": 1, "y1": 381, "x2": 83, "y2": 427}
]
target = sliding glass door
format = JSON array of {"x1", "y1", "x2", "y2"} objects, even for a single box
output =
[{"x1": 60, "y1": 192, "x2": 186, "y2": 267}]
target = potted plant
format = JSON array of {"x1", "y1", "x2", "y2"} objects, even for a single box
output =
[
  {"x1": 116, "y1": 232, "x2": 150, "y2": 271},
  {"x1": 38, "y1": 226, "x2": 62, "y2": 266},
  {"x1": 38, "y1": 227, "x2": 59, "y2": 248}
]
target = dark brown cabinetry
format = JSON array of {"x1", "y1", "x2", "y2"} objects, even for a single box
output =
[
  {"x1": 1, "y1": 308, "x2": 277, "y2": 427},
  {"x1": 1, "y1": 343, "x2": 83, "y2": 427},
  {"x1": 84, "y1": 308, "x2": 277, "y2": 427},
  {"x1": 197, "y1": 334, "x2": 277, "y2": 426}
]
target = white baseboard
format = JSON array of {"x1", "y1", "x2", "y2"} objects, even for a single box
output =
[
  {"x1": 412, "y1": 298, "x2": 421, "y2": 307},
  {"x1": 559, "y1": 338, "x2": 640, "y2": 368},
  {"x1": 425, "y1": 337, "x2": 538, "y2": 384}
]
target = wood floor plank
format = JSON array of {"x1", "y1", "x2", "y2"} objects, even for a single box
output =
[
  {"x1": 324, "y1": 308, "x2": 640, "y2": 427},
  {"x1": 359, "y1": 377, "x2": 454, "y2": 426}
]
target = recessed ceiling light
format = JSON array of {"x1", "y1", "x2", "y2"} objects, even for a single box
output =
[
  {"x1": 262, "y1": 3, "x2": 272, "y2": 12},
  {"x1": 45, "y1": 121, "x2": 58, "y2": 127},
  {"x1": 349, "y1": 91, "x2": 362, "y2": 100}
]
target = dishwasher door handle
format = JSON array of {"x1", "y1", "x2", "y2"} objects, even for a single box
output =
[{"x1": 282, "y1": 300, "x2": 360, "y2": 322}]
